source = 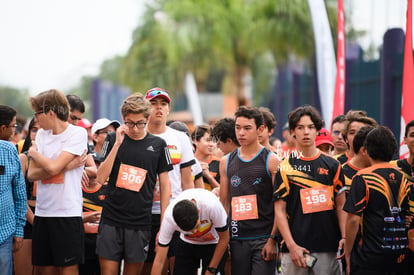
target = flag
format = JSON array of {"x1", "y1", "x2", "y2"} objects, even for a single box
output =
[
  {"x1": 332, "y1": 0, "x2": 346, "y2": 121},
  {"x1": 400, "y1": 0, "x2": 414, "y2": 159},
  {"x1": 184, "y1": 72, "x2": 204, "y2": 126},
  {"x1": 307, "y1": 0, "x2": 336, "y2": 127}
]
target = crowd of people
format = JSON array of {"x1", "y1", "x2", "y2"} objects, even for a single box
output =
[{"x1": 1, "y1": 87, "x2": 414, "y2": 275}]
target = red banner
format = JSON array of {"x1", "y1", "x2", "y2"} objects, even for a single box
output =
[
  {"x1": 332, "y1": 0, "x2": 346, "y2": 121},
  {"x1": 400, "y1": 0, "x2": 414, "y2": 158}
]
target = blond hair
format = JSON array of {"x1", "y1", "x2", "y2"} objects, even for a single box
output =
[{"x1": 121, "y1": 93, "x2": 152, "y2": 118}]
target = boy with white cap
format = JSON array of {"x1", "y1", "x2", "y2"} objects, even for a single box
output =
[{"x1": 91, "y1": 118, "x2": 120, "y2": 156}]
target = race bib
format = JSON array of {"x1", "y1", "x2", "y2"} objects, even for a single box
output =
[
  {"x1": 84, "y1": 222, "x2": 99, "y2": 234},
  {"x1": 153, "y1": 179, "x2": 161, "y2": 202},
  {"x1": 300, "y1": 186, "x2": 333, "y2": 214},
  {"x1": 32, "y1": 181, "x2": 38, "y2": 197},
  {"x1": 42, "y1": 173, "x2": 64, "y2": 184},
  {"x1": 231, "y1": 194, "x2": 259, "y2": 221},
  {"x1": 152, "y1": 177, "x2": 172, "y2": 202},
  {"x1": 116, "y1": 163, "x2": 147, "y2": 192}
]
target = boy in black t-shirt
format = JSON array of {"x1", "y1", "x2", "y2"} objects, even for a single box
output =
[
  {"x1": 273, "y1": 105, "x2": 346, "y2": 275},
  {"x1": 95, "y1": 94, "x2": 173, "y2": 275},
  {"x1": 344, "y1": 126, "x2": 414, "y2": 274}
]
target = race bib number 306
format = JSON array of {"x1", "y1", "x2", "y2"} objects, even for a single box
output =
[
  {"x1": 300, "y1": 186, "x2": 333, "y2": 214},
  {"x1": 231, "y1": 194, "x2": 259, "y2": 221},
  {"x1": 116, "y1": 163, "x2": 147, "y2": 192}
]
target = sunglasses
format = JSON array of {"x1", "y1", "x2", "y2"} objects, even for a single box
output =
[
  {"x1": 70, "y1": 115, "x2": 82, "y2": 121},
  {"x1": 145, "y1": 89, "x2": 170, "y2": 101}
]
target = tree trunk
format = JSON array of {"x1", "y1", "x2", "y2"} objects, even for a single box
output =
[{"x1": 233, "y1": 65, "x2": 252, "y2": 106}]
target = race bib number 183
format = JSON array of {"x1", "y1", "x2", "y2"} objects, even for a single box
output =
[{"x1": 231, "y1": 194, "x2": 259, "y2": 221}]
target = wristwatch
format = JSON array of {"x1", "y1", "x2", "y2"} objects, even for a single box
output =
[
  {"x1": 206, "y1": 266, "x2": 217, "y2": 274},
  {"x1": 269, "y1": 234, "x2": 277, "y2": 240}
]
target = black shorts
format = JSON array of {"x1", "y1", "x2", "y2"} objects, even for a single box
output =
[
  {"x1": 174, "y1": 238, "x2": 227, "y2": 274},
  {"x1": 96, "y1": 222, "x2": 150, "y2": 263},
  {"x1": 24, "y1": 206, "x2": 35, "y2": 239},
  {"x1": 167, "y1": 231, "x2": 180, "y2": 258},
  {"x1": 32, "y1": 216, "x2": 85, "y2": 267},
  {"x1": 145, "y1": 214, "x2": 161, "y2": 263}
]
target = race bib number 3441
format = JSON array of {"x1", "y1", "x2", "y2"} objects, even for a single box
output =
[
  {"x1": 300, "y1": 186, "x2": 333, "y2": 214},
  {"x1": 116, "y1": 163, "x2": 147, "y2": 192}
]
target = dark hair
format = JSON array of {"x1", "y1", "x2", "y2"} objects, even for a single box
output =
[
  {"x1": 353, "y1": 126, "x2": 374, "y2": 154},
  {"x1": 211, "y1": 118, "x2": 240, "y2": 146},
  {"x1": 21, "y1": 118, "x2": 37, "y2": 153},
  {"x1": 66, "y1": 95, "x2": 85, "y2": 113},
  {"x1": 0, "y1": 105, "x2": 17, "y2": 126},
  {"x1": 364, "y1": 126, "x2": 397, "y2": 162},
  {"x1": 342, "y1": 110, "x2": 377, "y2": 140},
  {"x1": 405, "y1": 120, "x2": 414, "y2": 137},
  {"x1": 331, "y1": 115, "x2": 346, "y2": 127},
  {"x1": 234, "y1": 106, "x2": 263, "y2": 129},
  {"x1": 169, "y1": 121, "x2": 191, "y2": 137},
  {"x1": 191, "y1": 125, "x2": 211, "y2": 142},
  {"x1": 173, "y1": 200, "x2": 199, "y2": 231},
  {"x1": 288, "y1": 105, "x2": 323, "y2": 131},
  {"x1": 259, "y1": 107, "x2": 277, "y2": 131}
]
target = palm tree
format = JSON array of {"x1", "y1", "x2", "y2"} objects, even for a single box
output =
[{"x1": 121, "y1": 0, "x2": 336, "y2": 106}]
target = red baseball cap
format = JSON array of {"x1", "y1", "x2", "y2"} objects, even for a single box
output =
[
  {"x1": 144, "y1": 87, "x2": 171, "y2": 103},
  {"x1": 315, "y1": 128, "x2": 334, "y2": 147},
  {"x1": 77, "y1": 118, "x2": 93, "y2": 129}
]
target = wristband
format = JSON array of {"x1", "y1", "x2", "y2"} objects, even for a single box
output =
[
  {"x1": 269, "y1": 234, "x2": 277, "y2": 240},
  {"x1": 206, "y1": 266, "x2": 217, "y2": 274}
]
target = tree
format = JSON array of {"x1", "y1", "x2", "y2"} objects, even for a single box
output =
[
  {"x1": 121, "y1": 0, "x2": 337, "y2": 106},
  {"x1": 0, "y1": 86, "x2": 33, "y2": 118}
]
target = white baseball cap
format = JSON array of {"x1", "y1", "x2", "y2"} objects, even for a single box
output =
[{"x1": 92, "y1": 118, "x2": 120, "y2": 134}]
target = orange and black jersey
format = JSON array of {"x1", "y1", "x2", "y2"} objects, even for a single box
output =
[
  {"x1": 342, "y1": 161, "x2": 360, "y2": 195},
  {"x1": 202, "y1": 156, "x2": 220, "y2": 191},
  {"x1": 343, "y1": 163, "x2": 414, "y2": 271},
  {"x1": 83, "y1": 184, "x2": 107, "y2": 213},
  {"x1": 83, "y1": 184, "x2": 107, "y2": 234},
  {"x1": 390, "y1": 158, "x2": 412, "y2": 179},
  {"x1": 335, "y1": 151, "x2": 351, "y2": 165},
  {"x1": 273, "y1": 151, "x2": 344, "y2": 253}
]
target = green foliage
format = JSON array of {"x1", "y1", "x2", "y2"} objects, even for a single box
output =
[
  {"x1": 113, "y1": 0, "x2": 338, "y2": 104},
  {"x1": 0, "y1": 86, "x2": 33, "y2": 118}
]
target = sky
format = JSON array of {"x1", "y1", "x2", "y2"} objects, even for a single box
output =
[
  {"x1": 0, "y1": 0, "x2": 409, "y2": 96},
  {"x1": 0, "y1": 0, "x2": 147, "y2": 95}
]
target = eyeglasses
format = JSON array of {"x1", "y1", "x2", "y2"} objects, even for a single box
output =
[
  {"x1": 125, "y1": 121, "x2": 147, "y2": 129},
  {"x1": 97, "y1": 130, "x2": 114, "y2": 135},
  {"x1": 6, "y1": 123, "x2": 18, "y2": 128},
  {"x1": 70, "y1": 115, "x2": 82, "y2": 121},
  {"x1": 34, "y1": 110, "x2": 44, "y2": 117}
]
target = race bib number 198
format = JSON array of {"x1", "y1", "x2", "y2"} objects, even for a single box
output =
[
  {"x1": 300, "y1": 186, "x2": 333, "y2": 214},
  {"x1": 116, "y1": 163, "x2": 147, "y2": 192}
]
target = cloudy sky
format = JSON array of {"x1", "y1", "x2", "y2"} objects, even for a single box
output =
[
  {"x1": 0, "y1": 0, "x2": 146, "y2": 94},
  {"x1": 0, "y1": 0, "x2": 409, "y2": 95}
]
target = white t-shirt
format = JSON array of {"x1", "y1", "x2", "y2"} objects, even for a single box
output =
[
  {"x1": 158, "y1": 188, "x2": 228, "y2": 245},
  {"x1": 35, "y1": 124, "x2": 87, "y2": 217},
  {"x1": 152, "y1": 127, "x2": 195, "y2": 214},
  {"x1": 192, "y1": 158, "x2": 203, "y2": 180}
]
